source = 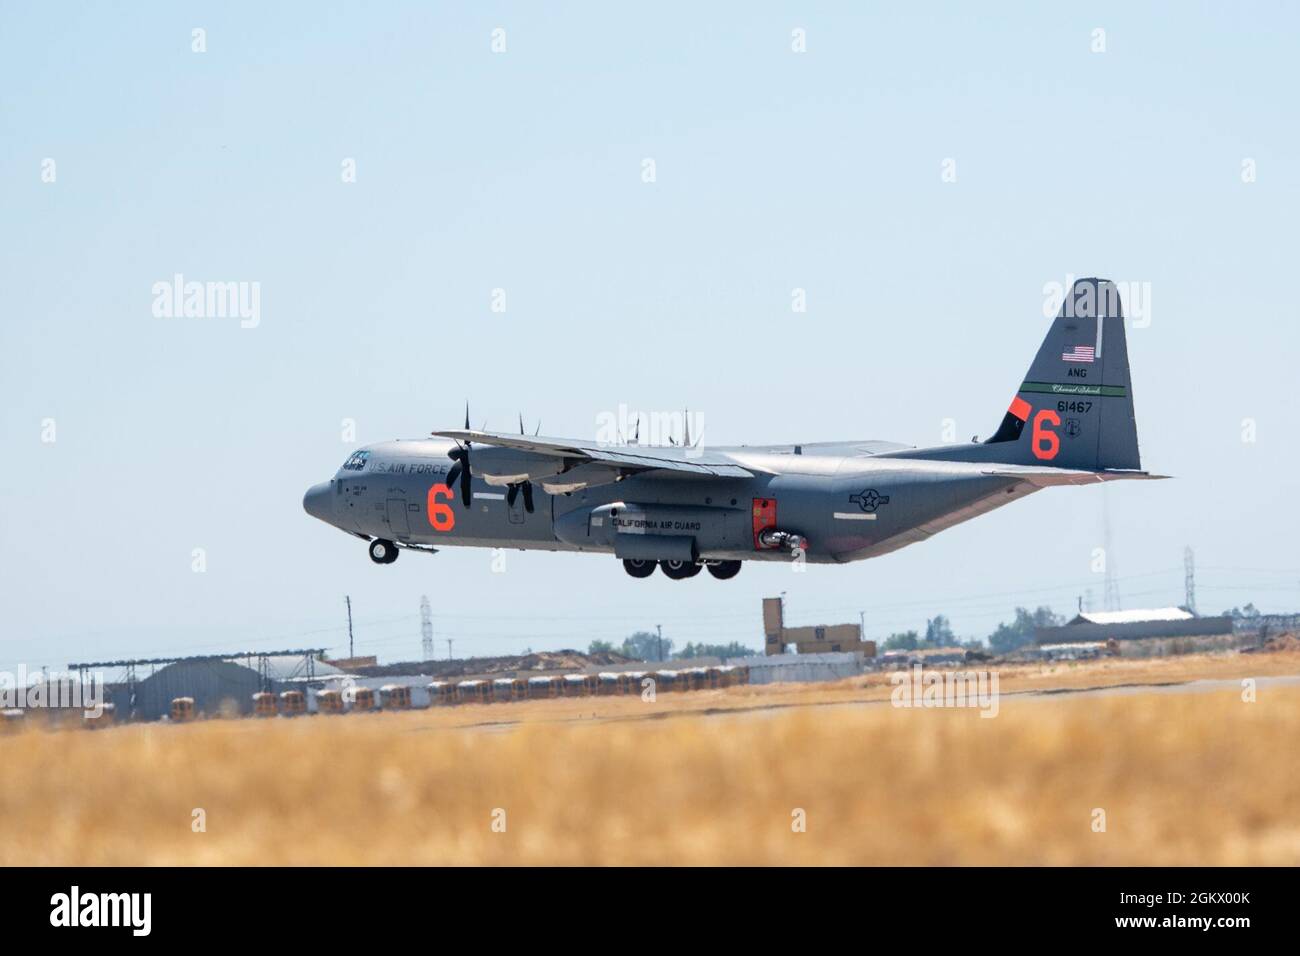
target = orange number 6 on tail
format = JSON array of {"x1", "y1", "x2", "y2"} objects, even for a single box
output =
[{"x1": 1032, "y1": 409, "x2": 1060, "y2": 461}]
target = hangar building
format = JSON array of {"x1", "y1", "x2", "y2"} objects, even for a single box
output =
[
  {"x1": 101, "y1": 653, "x2": 344, "y2": 721},
  {"x1": 1034, "y1": 607, "x2": 1235, "y2": 654}
]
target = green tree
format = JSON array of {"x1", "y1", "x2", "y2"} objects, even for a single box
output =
[
  {"x1": 987, "y1": 606, "x2": 1063, "y2": 655},
  {"x1": 883, "y1": 630, "x2": 920, "y2": 651},
  {"x1": 620, "y1": 630, "x2": 673, "y2": 662},
  {"x1": 587, "y1": 639, "x2": 617, "y2": 654},
  {"x1": 675, "y1": 641, "x2": 756, "y2": 660},
  {"x1": 923, "y1": 614, "x2": 955, "y2": 647}
]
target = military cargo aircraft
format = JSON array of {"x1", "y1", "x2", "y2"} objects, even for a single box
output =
[{"x1": 304, "y1": 279, "x2": 1162, "y2": 580}]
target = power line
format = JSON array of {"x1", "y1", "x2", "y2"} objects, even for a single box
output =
[
  {"x1": 1102, "y1": 487, "x2": 1121, "y2": 611},
  {"x1": 24, "y1": 561, "x2": 1300, "y2": 674}
]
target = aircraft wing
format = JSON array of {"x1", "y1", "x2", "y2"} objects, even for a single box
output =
[
  {"x1": 725, "y1": 439, "x2": 915, "y2": 456},
  {"x1": 432, "y1": 429, "x2": 755, "y2": 479}
]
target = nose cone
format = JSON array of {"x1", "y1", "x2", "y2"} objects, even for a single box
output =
[{"x1": 303, "y1": 481, "x2": 334, "y2": 523}]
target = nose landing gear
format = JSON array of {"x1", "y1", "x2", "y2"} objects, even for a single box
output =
[{"x1": 369, "y1": 539, "x2": 399, "y2": 564}]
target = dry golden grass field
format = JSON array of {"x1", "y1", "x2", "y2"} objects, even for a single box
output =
[{"x1": 3, "y1": 648, "x2": 1298, "y2": 865}]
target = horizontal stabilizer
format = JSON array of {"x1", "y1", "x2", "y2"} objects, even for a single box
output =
[{"x1": 980, "y1": 466, "x2": 1169, "y2": 488}]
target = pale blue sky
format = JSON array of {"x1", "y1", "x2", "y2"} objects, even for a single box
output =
[{"x1": 3, "y1": 2, "x2": 1298, "y2": 672}]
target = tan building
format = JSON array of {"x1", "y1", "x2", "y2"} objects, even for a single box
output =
[{"x1": 762, "y1": 597, "x2": 876, "y2": 657}]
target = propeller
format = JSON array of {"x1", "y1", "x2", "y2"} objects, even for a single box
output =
[
  {"x1": 505, "y1": 412, "x2": 536, "y2": 514},
  {"x1": 506, "y1": 481, "x2": 534, "y2": 513},
  {"x1": 445, "y1": 405, "x2": 473, "y2": 508}
]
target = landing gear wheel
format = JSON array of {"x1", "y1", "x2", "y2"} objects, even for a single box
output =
[
  {"x1": 660, "y1": 559, "x2": 703, "y2": 580},
  {"x1": 707, "y1": 560, "x2": 742, "y2": 580},
  {"x1": 622, "y1": 558, "x2": 657, "y2": 578},
  {"x1": 369, "y1": 539, "x2": 398, "y2": 564}
]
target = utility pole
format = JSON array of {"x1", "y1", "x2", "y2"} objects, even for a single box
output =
[
  {"x1": 656, "y1": 624, "x2": 663, "y2": 662},
  {"x1": 421, "y1": 595, "x2": 434, "y2": 661},
  {"x1": 345, "y1": 595, "x2": 354, "y2": 659},
  {"x1": 446, "y1": 638, "x2": 454, "y2": 661}
]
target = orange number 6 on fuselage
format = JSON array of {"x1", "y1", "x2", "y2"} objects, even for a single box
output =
[
  {"x1": 1031, "y1": 409, "x2": 1061, "y2": 461},
  {"x1": 427, "y1": 483, "x2": 456, "y2": 531}
]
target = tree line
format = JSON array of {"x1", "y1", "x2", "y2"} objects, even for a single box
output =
[
  {"x1": 587, "y1": 634, "x2": 754, "y2": 663},
  {"x1": 588, "y1": 606, "x2": 1074, "y2": 663},
  {"x1": 881, "y1": 607, "x2": 1067, "y2": 655}
]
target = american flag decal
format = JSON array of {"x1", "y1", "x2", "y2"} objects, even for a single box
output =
[{"x1": 1062, "y1": 345, "x2": 1095, "y2": 363}]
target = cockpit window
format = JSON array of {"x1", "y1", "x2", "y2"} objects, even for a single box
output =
[{"x1": 342, "y1": 450, "x2": 370, "y2": 471}]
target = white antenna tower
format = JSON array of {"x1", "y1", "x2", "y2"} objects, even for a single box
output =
[
  {"x1": 420, "y1": 595, "x2": 434, "y2": 661},
  {"x1": 1184, "y1": 546, "x2": 1197, "y2": 614}
]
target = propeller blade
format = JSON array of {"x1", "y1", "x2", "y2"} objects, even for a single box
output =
[
  {"x1": 507, "y1": 484, "x2": 519, "y2": 507},
  {"x1": 522, "y1": 481, "x2": 535, "y2": 514},
  {"x1": 448, "y1": 411, "x2": 473, "y2": 508},
  {"x1": 459, "y1": 449, "x2": 472, "y2": 507}
]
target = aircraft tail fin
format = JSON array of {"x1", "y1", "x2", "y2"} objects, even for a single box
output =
[{"x1": 983, "y1": 278, "x2": 1142, "y2": 471}]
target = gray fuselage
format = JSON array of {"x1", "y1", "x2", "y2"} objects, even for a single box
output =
[{"x1": 303, "y1": 439, "x2": 1034, "y2": 566}]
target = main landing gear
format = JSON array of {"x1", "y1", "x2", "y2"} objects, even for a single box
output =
[
  {"x1": 622, "y1": 558, "x2": 656, "y2": 578},
  {"x1": 660, "y1": 559, "x2": 702, "y2": 580},
  {"x1": 369, "y1": 538, "x2": 399, "y2": 564},
  {"x1": 622, "y1": 558, "x2": 742, "y2": 580},
  {"x1": 706, "y1": 560, "x2": 742, "y2": 580}
]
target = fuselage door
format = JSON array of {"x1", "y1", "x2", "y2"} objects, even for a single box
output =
[{"x1": 386, "y1": 497, "x2": 410, "y2": 537}]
